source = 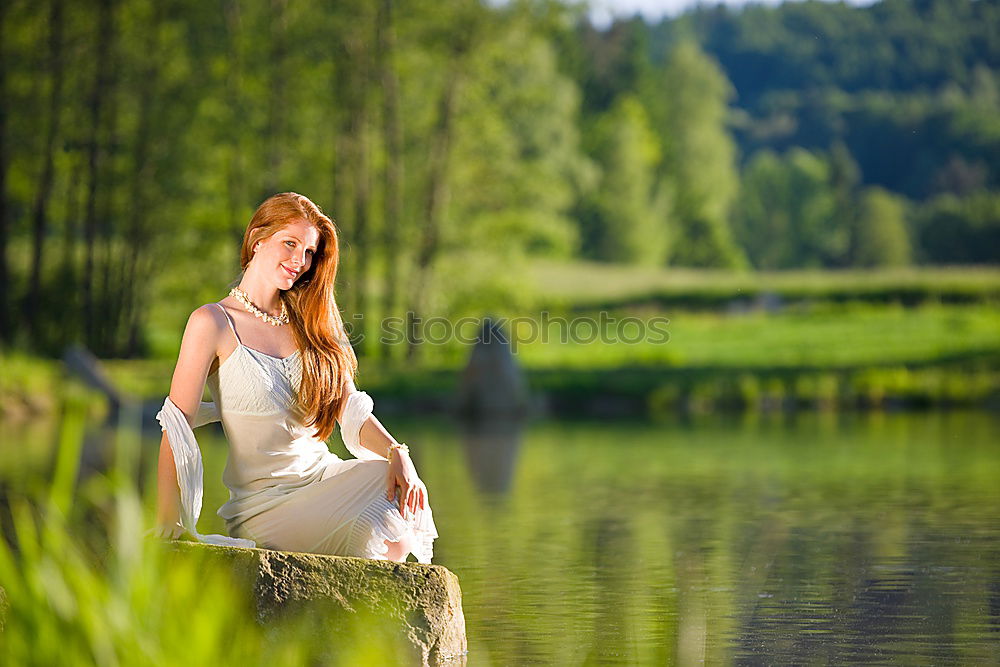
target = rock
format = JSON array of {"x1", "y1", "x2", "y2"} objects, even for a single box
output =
[
  {"x1": 164, "y1": 541, "x2": 467, "y2": 665},
  {"x1": 456, "y1": 317, "x2": 530, "y2": 419}
]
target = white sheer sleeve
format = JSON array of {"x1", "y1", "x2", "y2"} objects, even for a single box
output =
[
  {"x1": 155, "y1": 396, "x2": 256, "y2": 548},
  {"x1": 338, "y1": 373, "x2": 385, "y2": 461}
]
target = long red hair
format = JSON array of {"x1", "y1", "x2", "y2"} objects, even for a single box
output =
[{"x1": 239, "y1": 192, "x2": 356, "y2": 441}]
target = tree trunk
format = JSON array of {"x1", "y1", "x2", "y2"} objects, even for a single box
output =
[
  {"x1": 25, "y1": 0, "x2": 65, "y2": 345},
  {"x1": 59, "y1": 155, "x2": 85, "y2": 346},
  {"x1": 330, "y1": 31, "x2": 357, "y2": 336},
  {"x1": 0, "y1": 2, "x2": 10, "y2": 344},
  {"x1": 223, "y1": 0, "x2": 247, "y2": 238},
  {"x1": 263, "y1": 0, "x2": 288, "y2": 195},
  {"x1": 83, "y1": 0, "x2": 115, "y2": 349},
  {"x1": 122, "y1": 2, "x2": 163, "y2": 357},
  {"x1": 406, "y1": 70, "x2": 460, "y2": 361},
  {"x1": 377, "y1": 0, "x2": 403, "y2": 360},
  {"x1": 96, "y1": 0, "x2": 121, "y2": 355},
  {"x1": 331, "y1": 122, "x2": 354, "y2": 326},
  {"x1": 349, "y1": 16, "x2": 373, "y2": 351}
]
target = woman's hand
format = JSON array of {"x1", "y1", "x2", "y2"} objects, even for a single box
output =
[
  {"x1": 386, "y1": 447, "x2": 427, "y2": 518},
  {"x1": 153, "y1": 520, "x2": 186, "y2": 540}
]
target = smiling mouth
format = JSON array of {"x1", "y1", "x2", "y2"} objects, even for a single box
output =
[{"x1": 281, "y1": 265, "x2": 298, "y2": 278}]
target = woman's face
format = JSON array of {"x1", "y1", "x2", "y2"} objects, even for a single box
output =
[{"x1": 253, "y1": 219, "x2": 321, "y2": 290}]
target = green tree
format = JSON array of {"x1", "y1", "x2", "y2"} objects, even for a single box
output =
[
  {"x1": 566, "y1": 16, "x2": 654, "y2": 116},
  {"x1": 827, "y1": 140, "x2": 862, "y2": 267},
  {"x1": 852, "y1": 186, "x2": 912, "y2": 267},
  {"x1": 915, "y1": 191, "x2": 1000, "y2": 264},
  {"x1": 582, "y1": 95, "x2": 668, "y2": 265},
  {"x1": 651, "y1": 0, "x2": 1000, "y2": 205},
  {"x1": 647, "y1": 40, "x2": 745, "y2": 268},
  {"x1": 404, "y1": 6, "x2": 594, "y2": 327},
  {"x1": 734, "y1": 150, "x2": 793, "y2": 270},
  {"x1": 735, "y1": 148, "x2": 845, "y2": 269}
]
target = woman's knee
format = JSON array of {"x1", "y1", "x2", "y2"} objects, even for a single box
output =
[{"x1": 384, "y1": 535, "x2": 412, "y2": 562}]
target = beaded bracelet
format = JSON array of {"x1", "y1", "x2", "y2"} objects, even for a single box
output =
[{"x1": 387, "y1": 442, "x2": 409, "y2": 462}]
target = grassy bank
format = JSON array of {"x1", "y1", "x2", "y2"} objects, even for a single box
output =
[
  {"x1": 512, "y1": 301, "x2": 1000, "y2": 369},
  {"x1": 345, "y1": 302, "x2": 1000, "y2": 416},
  {"x1": 352, "y1": 354, "x2": 1000, "y2": 417},
  {"x1": 5, "y1": 300, "x2": 999, "y2": 419},
  {"x1": 527, "y1": 261, "x2": 1000, "y2": 311},
  {"x1": 364, "y1": 301, "x2": 1000, "y2": 415}
]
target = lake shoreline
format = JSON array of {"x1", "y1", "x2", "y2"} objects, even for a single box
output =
[{"x1": 4, "y1": 353, "x2": 998, "y2": 422}]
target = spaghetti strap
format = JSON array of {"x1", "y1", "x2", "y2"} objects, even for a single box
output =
[{"x1": 213, "y1": 302, "x2": 242, "y2": 346}]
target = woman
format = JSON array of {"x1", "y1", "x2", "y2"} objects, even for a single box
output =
[{"x1": 154, "y1": 192, "x2": 436, "y2": 563}]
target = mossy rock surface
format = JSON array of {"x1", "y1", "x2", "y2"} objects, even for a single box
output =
[{"x1": 164, "y1": 541, "x2": 467, "y2": 666}]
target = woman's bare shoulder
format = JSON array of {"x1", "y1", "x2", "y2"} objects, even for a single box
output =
[
  {"x1": 168, "y1": 304, "x2": 229, "y2": 409},
  {"x1": 176, "y1": 303, "x2": 230, "y2": 358},
  {"x1": 185, "y1": 302, "x2": 227, "y2": 333}
]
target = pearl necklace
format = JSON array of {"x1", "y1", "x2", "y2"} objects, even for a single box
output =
[{"x1": 229, "y1": 287, "x2": 289, "y2": 326}]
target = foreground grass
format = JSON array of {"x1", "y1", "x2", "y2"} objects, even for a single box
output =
[
  {"x1": 0, "y1": 353, "x2": 105, "y2": 421},
  {"x1": 0, "y1": 398, "x2": 410, "y2": 665}
]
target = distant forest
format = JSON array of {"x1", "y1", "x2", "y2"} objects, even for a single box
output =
[
  {"x1": 2, "y1": 0, "x2": 998, "y2": 355},
  {"x1": 562, "y1": 0, "x2": 1000, "y2": 269}
]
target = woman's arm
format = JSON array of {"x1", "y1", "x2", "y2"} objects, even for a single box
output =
[
  {"x1": 155, "y1": 306, "x2": 223, "y2": 535},
  {"x1": 358, "y1": 414, "x2": 401, "y2": 458},
  {"x1": 336, "y1": 389, "x2": 426, "y2": 517},
  {"x1": 362, "y1": 414, "x2": 426, "y2": 517}
]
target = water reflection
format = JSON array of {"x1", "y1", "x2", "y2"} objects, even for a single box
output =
[
  {"x1": 458, "y1": 417, "x2": 523, "y2": 496},
  {"x1": 581, "y1": 516, "x2": 642, "y2": 665},
  {"x1": 731, "y1": 520, "x2": 998, "y2": 663}
]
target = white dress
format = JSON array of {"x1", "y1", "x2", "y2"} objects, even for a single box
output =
[{"x1": 155, "y1": 303, "x2": 437, "y2": 563}]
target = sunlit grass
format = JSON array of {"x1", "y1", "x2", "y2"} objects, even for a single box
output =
[
  {"x1": 526, "y1": 259, "x2": 1000, "y2": 308},
  {"x1": 90, "y1": 302, "x2": 1000, "y2": 414},
  {"x1": 512, "y1": 301, "x2": 1000, "y2": 370},
  {"x1": 7, "y1": 301, "x2": 1000, "y2": 415}
]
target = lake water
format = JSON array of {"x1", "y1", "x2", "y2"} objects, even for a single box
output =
[
  {"x1": 399, "y1": 410, "x2": 1000, "y2": 665},
  {"x1": 6, "y1": 408, "x2": 999, "y2": 664}
]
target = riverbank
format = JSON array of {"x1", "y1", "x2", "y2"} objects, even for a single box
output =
[
  {"x1": 6, "y1": 286, "x2": 999, "y2": 420},
  {"x1": 527, "y1": 261, "x2": 1000, "y2": 311}
]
